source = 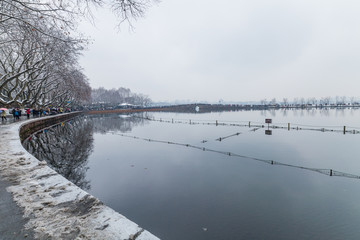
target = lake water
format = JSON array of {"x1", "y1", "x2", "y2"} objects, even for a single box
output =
[{"x1": 23, "y1": 108, "x2": 360, "y2": 240}]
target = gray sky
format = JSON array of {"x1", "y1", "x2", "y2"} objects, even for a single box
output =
[{"x1": 79, "y1": 0, "x2": 360, "y2": 103}]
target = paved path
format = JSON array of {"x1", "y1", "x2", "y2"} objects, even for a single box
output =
[
  {"x1": 1, "y1": 117, "x2": 35, "y2": 239},
  {"x1": 0, "y1": 178, "x2": 34, "y2": 239}
]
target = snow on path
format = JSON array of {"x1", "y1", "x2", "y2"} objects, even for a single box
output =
[{"x1": 0, "y1": 115, "x2": 160, "y2": 240}]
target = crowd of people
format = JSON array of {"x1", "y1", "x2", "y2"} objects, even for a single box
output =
[{"x1": 0, "y1": 107, "x2": 72, "y2": 122}]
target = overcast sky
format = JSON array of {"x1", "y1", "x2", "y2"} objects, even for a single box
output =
[{"x1": 79, "y1": 0, "x2": 360, "y2": 103}]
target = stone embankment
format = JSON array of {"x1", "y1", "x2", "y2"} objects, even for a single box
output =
[{"x1": 0, "y1": 113, "x2": 159, "y2": 240}]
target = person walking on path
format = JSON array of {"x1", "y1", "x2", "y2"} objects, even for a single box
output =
[
  {"x1": 14, "y1": 109, "x2": 20, "y2": 120},
  {"x1": 1, "y1": 110, "x2": 6, "y2": 121},
  {"x1": 26, "y1": 108, "x2": 30, "y2": 119},
  {"x1": 12, "y1": 108, "x2": 16, "y2": 120}
]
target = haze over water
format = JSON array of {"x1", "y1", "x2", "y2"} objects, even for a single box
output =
[{"x1": 24, "y1": 108, "x2": 360, "y2": 240}]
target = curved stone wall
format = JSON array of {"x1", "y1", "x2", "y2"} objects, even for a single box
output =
[{"x1": 19, "y1": 112, "x2": 83, "y2": 142}]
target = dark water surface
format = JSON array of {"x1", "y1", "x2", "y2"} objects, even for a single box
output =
[{"x1": 23, "y1": 108, "x2": 360, "y2": 240}]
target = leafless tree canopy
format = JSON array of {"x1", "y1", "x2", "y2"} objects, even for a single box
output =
[
  {"x1": 0, "y1": 0, "x2": 154, "y2": 107},
  {"x1": 91, "y1": 87, "x2": 152, "y2": 106}
]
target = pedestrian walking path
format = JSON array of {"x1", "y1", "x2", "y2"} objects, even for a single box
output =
[
  {"x1": 0, "y1": 177, "x2": 35, "y2": 239},
  {"x1": 0, "y1": 116, "x2": 35, "y2": 239}
]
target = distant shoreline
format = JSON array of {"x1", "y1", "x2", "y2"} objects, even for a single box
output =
[{"x1": 87, "y1": 103, "x2": 360, "y2": 115}]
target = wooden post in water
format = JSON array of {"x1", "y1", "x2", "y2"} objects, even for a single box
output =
[
  {"x1": 249, "y1": 121, "x2": 251, "y2": 127},
  {"x1": 288, "y1": 123, "x2": 290, "y2": 131},
  {"x1": 216, "y1": 120, "x2": 218, "y2": 126},
  {"x1": 344, "y1": 126, "x2": 346, "y2": 134},
  {"x1": 330, "y1": 169, "x2": 333, "y2": 176}
]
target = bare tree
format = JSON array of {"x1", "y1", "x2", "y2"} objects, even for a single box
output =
[
  {"x1": 321, "y1": 96, "x2": 331, "y2": 105},
  {"x1": 306, "y1": 98, "x2": 312, "y2": 105},
  {"x1": 335, "y1": 96, "x2": 341, "y2": 105},
  {"x1": 1, "y1": 0, "x2": 154, "y2": 40},
  {"x1": 350, "y1": 96, "x2": 356, "y2": 105},
  {"x1": 270, "y1": 98, "x2": 277, "y2": 106},
  {"x1": 310, "y1": 97, "x2": 317, "y2": 105},
  {"x1": 282, "y1": 98, "x2": 288, "y2": 106},
  {"x1": 293, "y1": 98, "x2": 299, "y2": 106},
  {"x1": 1, "y1": 0, "x2": 155, "y2": 107},
  {"x1": 340, "y1": 96, "x2": 347, "y2": 105},
  {"x1": 0, "y1": 21, "x2": 87, "y2": 107},
  {"x1": 91, "y1": 87, "x2": 152, "y2": 107},
  {"x1": 300, "y1": 97, "x2": 305, "y2": 106}
]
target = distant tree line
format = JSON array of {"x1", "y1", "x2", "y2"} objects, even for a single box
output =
[
  {"x1": 259, "y1": 96, "x2": 359, "y2": 106},
  {"x1": 0, "y1": 0, "x2": 154, "y2": 108},
  {"x1": 91, "y1": 87, "x2": 152, "y2": 107}
]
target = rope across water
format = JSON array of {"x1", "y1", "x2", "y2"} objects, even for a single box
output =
[
  {"x1": 109, "y1": 131, "x2": 360, "y2": 180},
  {"x1": 134, "y1": 116, "x2": 360, "y2": 134}
]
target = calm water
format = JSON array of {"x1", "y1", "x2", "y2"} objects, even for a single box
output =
[{"x1": 23, "y1": 108, "x2": 360, "y2": 240}]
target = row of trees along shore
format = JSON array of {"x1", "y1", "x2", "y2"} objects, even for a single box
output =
[
  {"x1": 91, "y1": 87, "x2": 152, "y2": 108},
  {"x1": 260, "y1": 96, "x2": 360, "y2": 106},
  {"x1": 0, "y1": 0, "x2": 154, "y2": 108}
]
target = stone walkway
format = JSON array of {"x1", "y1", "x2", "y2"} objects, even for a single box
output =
[
  {"x1": 1, "y1": 117, "x2": 35, "y2": 239},
  {"x1": 0, "y1": 177, "x2": 35, "y2": 239}
]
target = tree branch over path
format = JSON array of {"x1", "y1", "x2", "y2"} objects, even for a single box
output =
[{"x1": 0, "y1": 0, "x2": 156, "y2": 107}]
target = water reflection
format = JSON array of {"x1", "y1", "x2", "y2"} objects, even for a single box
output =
[
  {"x1": 111, "y1": 132, "x2": 360, "y2": 180},
  {"x1": 319, "y1": 108, "x2": 330, "y2": 117},
  {"x1": 22, "y1": 113, "x2": 151, "y2": 190},
  {"x1": 260, "y1": 109, "x2": 276, "y2": 117},
  {"x1": 335, "y1": 108, "x2": 345, "y2": 117},
  {"x1": 23, "y1": 118, "x2": 94, "y2": 190},
  {"x1": 265, "y1": 129, "x2": 272, "y2": 135},
  {"x1": 281, "y1": 109, "x2": 288, "y2": 117},
  {"x1": 87, "y1": 113, "x2": 151, "y2": 133}
]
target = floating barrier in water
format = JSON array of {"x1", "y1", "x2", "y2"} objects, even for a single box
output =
[
  {"x1": 215, "y1": 132, "x2": 241, "y2": 142},
  {"x1": 134, "y1": 116, "x2": 360, "y2": 135},
  {"x1": 109, "y1": 131, "x2": 360, "y2": 181}
]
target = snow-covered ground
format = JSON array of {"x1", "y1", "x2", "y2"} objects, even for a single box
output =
[{"x1": 0, "y1": 115, "x2": 159, "y2": 239}]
